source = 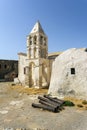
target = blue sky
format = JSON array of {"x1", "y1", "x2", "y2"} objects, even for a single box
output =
[{"x1": 0, "y1": 0, "x2": 87, "y2": 60}]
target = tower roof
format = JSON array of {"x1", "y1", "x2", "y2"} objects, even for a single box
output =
[{"x1": 30, "y1": 21, "x2": 45, "y2": 35}]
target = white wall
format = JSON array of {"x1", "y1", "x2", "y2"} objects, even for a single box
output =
[{"x1": 48, "y1": 48, "x2": 87, "y2": 99}]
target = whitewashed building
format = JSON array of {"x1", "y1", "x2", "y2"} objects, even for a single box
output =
[
  {"x1": 48, "y1": 48, "x2": 87, "y2": 99},
  {"x1": 18, "y1": 21, "x2": 60, "y2": 88}
]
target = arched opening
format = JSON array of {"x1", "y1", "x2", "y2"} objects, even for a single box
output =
[
  {"x1": 40, "y1": 35, "x2": 43, "y2": 45},
  {"x1": 34, "y1": 35, "x2": 37, "y2": 41},
  {"x1": 33, "y1": 35, "x2": 37, "y2": 45},
  {"x1": 29, "y1": 36, "x2": 32, "y2": 45},
  {"x1": 4, "y1": 64, "x2": 7, "y2": 69}
]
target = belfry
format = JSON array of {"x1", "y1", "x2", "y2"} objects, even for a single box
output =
[{"x1": 18, "y1": 21, "x2": 51, "y2": 88}]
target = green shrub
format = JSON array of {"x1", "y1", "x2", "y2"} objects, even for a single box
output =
[{"x1": 63, "y1": 100, "x2": 75, "y2": 107}]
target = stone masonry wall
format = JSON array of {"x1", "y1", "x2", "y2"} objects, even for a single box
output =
[{"x1": 0, "y1": 60, "x2": 18, "y2": 81}]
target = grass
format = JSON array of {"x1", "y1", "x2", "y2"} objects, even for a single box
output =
[
  {"x1": 10, "y1": 85, "x2": 48, "y2": 95},
  {"x1": 64, "y1": 97, "x2": 87, "y2": 110},
  {"x1": 7, "y1": 84, "x2": 87, "y2": 110}
]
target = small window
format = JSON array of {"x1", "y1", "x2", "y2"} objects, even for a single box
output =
[{"x1": 71, "y1": 68, "x2": 75, "y2": 74}]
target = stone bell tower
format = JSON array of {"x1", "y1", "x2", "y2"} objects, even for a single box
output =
[
  {"x1": 27, "y1": 21, "x2": 48, "y2": 59},
  {"x1": 25, "y1": 21, "x2": 50, "y2": 88}
]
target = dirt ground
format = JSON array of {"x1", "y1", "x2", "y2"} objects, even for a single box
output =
[{"x1": 0, "y1": 82, "x2": 87, "y2": 130}]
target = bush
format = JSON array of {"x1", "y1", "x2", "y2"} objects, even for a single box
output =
[{"x1": 63, "y1": 100, "x2": 75, "y2": 107}]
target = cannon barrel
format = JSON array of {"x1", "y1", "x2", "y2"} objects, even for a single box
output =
[
  {"x1": 44, "y1": 95, "x2": 65, "y2": 104},
  {"x1": 32, "y1": 103, "x2": 57, "y2": 112},
  {"x1": 38, "y1": 96, "x2": 60, "y2": 107},
  {"x1": 39, "y1": 99, "x2": 60, "y2": 110}
]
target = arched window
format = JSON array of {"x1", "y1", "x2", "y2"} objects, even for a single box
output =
[
  {"x1": 34, "y1": 35, "x2": 37, "y2": 45},
  {"x1": 40, "y1": 36, "x2": 43, "y2": 44},
  {"x1": 29, "y1": 36, "x2": 32, "y2": 45}
]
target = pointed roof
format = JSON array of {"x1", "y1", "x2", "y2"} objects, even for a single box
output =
[{"x1": 30, "y1": 21, "x2": 45, "y2": 35}]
